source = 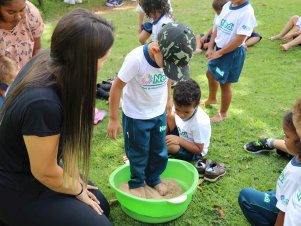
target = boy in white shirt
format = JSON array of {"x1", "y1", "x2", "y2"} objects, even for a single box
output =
[
  {"x1": 202, "y1": 0, "x2": 256, "y2": 123},
  {"x1": 238, "y1": 110, "x2": 301, "y2": 226},
  {"x1": 107, "y1": 22, "x2": 196, "y2": 198},
  {"x1": 166, "y1": 79, "x2": 211, "y2": 161}
]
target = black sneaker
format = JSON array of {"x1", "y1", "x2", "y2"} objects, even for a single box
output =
[{"x1": 243, "y1": 138, "x2": 274, "y2": 154}]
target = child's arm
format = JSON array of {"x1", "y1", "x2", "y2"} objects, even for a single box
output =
[
  {"x1": 166, "y1": 135, "x2": 204, "y2": 155},
  {"x1": 138, "y1": 11, "x2": 145, "y2": 33},
  {"x1": 274, "y1": 210, "x2": 285, "y2": 226},
  {"x1": 166, "y1": 79, "x2": 172, "y2": 115},
  {"x1": 107, "y1": 78, "x2": 126, "y2": 139},
  {"x1": 205, "y1": 28, "x2": 217, "y2": 59},
  {"x1": 209, "y1": 34, "x2": 246, "y2": 60}
]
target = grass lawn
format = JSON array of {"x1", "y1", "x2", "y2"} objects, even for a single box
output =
[{"x1": 37, "y1": 0, "x2": 301, "y2": 225}]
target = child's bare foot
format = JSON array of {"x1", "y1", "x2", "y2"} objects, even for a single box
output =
[
  {"x1": 210, "y1": 112, "x2": 227, "y2": 123},
  {"x1": 154, "y1": 182, "x2": 168, "y2": 196},
  {"x1": 130, "y1": 187, "x2": 146, "y2": 198},
  {"x1": 194, "y1": 48, "x2": 202, "y2": 55},
  {"x1": 280, "y1": 44, "x2": 290, "y2": 51},
  {"x1": 269, "y1": 35, "x2": 282, "y2": 41},
  {"x1": 200, "y1": 98, "x2": 218, "y2": 106}
]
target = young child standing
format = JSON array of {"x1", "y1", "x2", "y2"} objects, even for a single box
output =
[
  {"x1": 107, "y1": 22, "x2": 196, "y2": 198},
  {"x1": 166, "y1": 79, "x2": 211, "y2": 161},
  {"x1": 0, "y1": 56, "x2": 17, "y2": 107},
  {"x1": 138, "y1": 0, "x2": 173, "y2": 44},
  {"x1": 238, "y1": 110, "x2": 301, "y2": 226},
  {"x1": 201, "y1": 0, "x2": 256, "y2": 122}
]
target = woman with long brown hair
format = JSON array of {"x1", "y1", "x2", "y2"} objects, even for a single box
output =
[{"x1": 0, "y1": 8, "x2": 114, "y2": 226}]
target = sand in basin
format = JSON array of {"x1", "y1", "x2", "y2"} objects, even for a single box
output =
[{"x1": 119, "y1": 178, "x2": 184, "y2": 199}]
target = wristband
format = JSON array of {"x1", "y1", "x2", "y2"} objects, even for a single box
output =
[{"x1": 75, "y1": 183, "x2": 83, "y2": 196}]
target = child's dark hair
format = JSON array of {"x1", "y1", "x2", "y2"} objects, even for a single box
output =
[
  {"x1": 212, "y1": 0, "x2": 228, "y2": 12},
  {"x1": 139, "y1": 0, "x2": 170, "y2": 18},
  {"x1": 173, "y1": 79, "x2": 201, "y2": 107},
  {"x1": 283, "y1": 110, "x2": 297, "y2": 135}
]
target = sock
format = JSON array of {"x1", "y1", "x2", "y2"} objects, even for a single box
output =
[{"x1": 266, "y1": 138, "x2": 275, "y2": 148}]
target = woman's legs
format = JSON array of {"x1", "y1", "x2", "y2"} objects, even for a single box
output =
[{"x1": 0, "y1": 185, "x2": 111, "y2": 226}]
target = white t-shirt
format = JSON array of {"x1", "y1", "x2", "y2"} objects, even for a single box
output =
[
  {"x1": 215, "y1": 1, "x2": 256, "y2": 48},
  {"x1": 276, "y1": 157, "x2": 301, "y2": 212},
  {"x1": 212, "y1": 14, "x2": 219, "y2": 32},
  {"x1": 118, "y1": 45, "x2": 168, "y2": 120},
  {"x1": 151, "y1": 14, "x2": 173, "y2": 41},
  {"x1": 175, "y1": 106, "x2": 211, "y2": 156},
  {"x1": 284, "y1": 187, "x2": 301, "y2": 226}
]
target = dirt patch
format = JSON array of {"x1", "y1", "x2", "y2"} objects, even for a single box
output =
[
  {"x1": 119, "y1": 178, "x2": 184, "y2": 199},
  {"x1": 90, "y1": 1, "x2": 138, "y2": 15}
]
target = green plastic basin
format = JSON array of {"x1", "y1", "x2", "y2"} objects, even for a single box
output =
[{"x1": 109, "y1": 159, "x2": 199, "y2": 223}]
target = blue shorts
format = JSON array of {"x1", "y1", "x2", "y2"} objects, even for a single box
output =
[
  {"x1": 141, "y1": 22, "x2": 152, "y2": 34},
  {"x1": 248, "y1": 32, "x2": 262, "y2": 40},
  {"x1": 199, "y1": 33, "x2": 212, "y2": 43},
  {"x1": 167, "y1": 127, "x2": 201, "y2": 162},
  {"x1": 208, "y1": 45, "x2": 246, "y2": 84}
]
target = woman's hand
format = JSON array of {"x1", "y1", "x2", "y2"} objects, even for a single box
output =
[{"x1": 76, "y1": 184, "x2": 103, "y2": 215}]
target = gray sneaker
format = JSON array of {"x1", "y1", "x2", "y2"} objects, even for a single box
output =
[
  {"x1": 204, "y1": 162, "x2": 226, "y2": 182},
  {"x1": 195, "y1": 158, "x2": 212, "y2": 177}
]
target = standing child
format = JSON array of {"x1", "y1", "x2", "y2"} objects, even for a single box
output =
[
  {"x1": 194, "y1": 0, "x2": 228, "y2": 54},
  {"x1": 201, "y1": 0, "x2": 256, "y2": 122},
  {"x1": 137, "y1": 0, "x2": 173, "y2": 44},
  {"x1": 107, "y1": 22, "x2": 196, "y2": 198},
  {"x1": 270, "y1": 15, "x2": 301, "y2": 51},
  {"x1": 166, "y1": 79, "x2": 211, "y2": 162},
  {"x1": 0, "y1": 56, "x2": 17, "y2": 107},
  {"x1": 238, "y1": 110, "x2": 301, "y2": 226}
]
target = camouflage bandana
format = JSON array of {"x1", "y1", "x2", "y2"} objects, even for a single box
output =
[{"x1": 158, "y1": 22, "x2": 196, "y2": 81}]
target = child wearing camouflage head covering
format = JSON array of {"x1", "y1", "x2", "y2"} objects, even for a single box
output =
[{"x1": 107, "y1": 22, "x2": 196, "y2": 198}]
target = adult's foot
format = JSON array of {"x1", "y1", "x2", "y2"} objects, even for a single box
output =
[
  {"x1": 130, "y1": 187, "x2": 146, "y2": 198},
  {"x1": 200, "y1": 98, "x2": 218, "y2": 106},
  {"x1": 210, "y1": 112, "x2": 227, "y2": 123},
  {"x1": 154, "y1": 182, "x2": 168, "y2": 196}
]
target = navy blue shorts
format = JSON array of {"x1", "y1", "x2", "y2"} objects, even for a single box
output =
[
  {"x1": 141, "y1": 22, "x2": 152, "y2": 34},
  {"x1": 199, "y1": 33, "x2": 212, "y2": 43},
  {"x1": 208, "y1": 45, "x2": 246, "y2": 84},
  {"x1": 248, "y1": 32, "x2": 262, "y2": 40},
  {"x1": 167, "y1": 127, "x2": 201, "y2": 162}
]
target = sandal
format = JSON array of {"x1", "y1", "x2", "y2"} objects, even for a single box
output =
[{"x1": 210, "y1": 112, "x2": 227, "y2": 123}]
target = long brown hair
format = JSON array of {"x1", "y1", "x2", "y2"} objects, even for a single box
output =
[{"x1": 0, "y1": 8, "x2": 114, "y2": 186}]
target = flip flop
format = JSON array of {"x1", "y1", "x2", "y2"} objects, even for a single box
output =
[
  {"x1": 93, "y1": 108, "x2": 107, "y2": 125},
  {"x1": 210, "y1": 112, "x2": 227, "y2": 123}
]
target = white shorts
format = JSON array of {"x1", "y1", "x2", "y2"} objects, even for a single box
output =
[{"x1": 296, "y1": 16, "x2": 301, "y2": 30}]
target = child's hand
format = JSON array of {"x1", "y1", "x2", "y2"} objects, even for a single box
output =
[
  {"x1": 208, "y1": 50, "x2": 223, "y2": 60},
  {"x1": 166, "y1": 135, "x2": 180, "y2": 145},
  {"x1": 107, "y1": 119, "x2": 122, "y2": 139},
  {"x1": 205, "y1": 49, "x2": 213, "y2": 59}
]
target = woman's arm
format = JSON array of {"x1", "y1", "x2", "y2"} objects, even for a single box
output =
[
  {"x1": 24, "y1": 134, "x2": 103, "y2": 214},
  {"x1": 33, "y1": 37, "x2": 42, "y2": 56},
  {"x1": 24, "y1": 134, "x2": 82, "y2": 195}
]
